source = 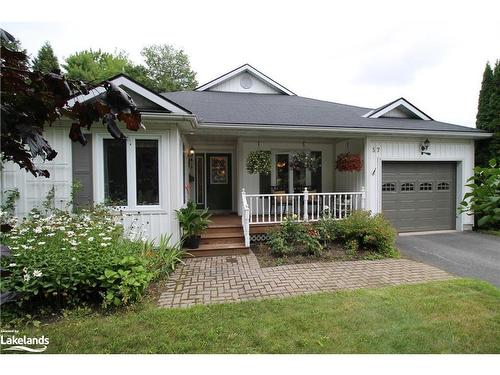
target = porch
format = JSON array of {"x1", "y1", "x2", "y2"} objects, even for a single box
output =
[{"x1": 191, "y1": 189, "x2": 365, "y2": 257}]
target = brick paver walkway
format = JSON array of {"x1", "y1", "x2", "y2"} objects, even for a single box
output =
[{"x1": 158, "y1": 252, "x2": 453, "y2": 308}]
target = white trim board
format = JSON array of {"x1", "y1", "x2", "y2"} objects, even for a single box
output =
[{"x1": 194, "y1": 122, "x2": 490, "y2": 139}]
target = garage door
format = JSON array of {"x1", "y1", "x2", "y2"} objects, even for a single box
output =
[{"x1": 382, "y1": 162, "x2": 456, "y2": 232}]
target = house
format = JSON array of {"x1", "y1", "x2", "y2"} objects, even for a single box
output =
[{"x1": 1, "y1": 64, "x2": 490, "y2": 254}]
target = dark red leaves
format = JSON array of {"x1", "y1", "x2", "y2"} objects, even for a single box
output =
[{"x1": 1, "y1": 35, "x2": 142, "y2": 178}]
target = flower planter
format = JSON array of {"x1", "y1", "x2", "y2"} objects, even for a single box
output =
[
  {"x1": 246, "y1": 150, "x2": 272, "y2": 175},
  {"x1": 183, "y1": 235, "x2": 201, "y2": 249},
  {"x1": 336, "y1": 153, "x2": 362, "y2": 172}
]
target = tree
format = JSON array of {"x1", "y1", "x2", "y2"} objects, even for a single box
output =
[
  {"x1": 475, "y1": 60, "x2": 500, "y2": 166},
  {"x1": 141, "y1": 44, "x2": 198, "y2": 92},
  {"x1": 32, "y1": 41, "x2": 60, "y2": 73},
  {"x1": 63, "y1": 49, "x2": 138, "y2": 83},
  {"x1": 1, "y1": 29, "x2": 143, "y2": 178}
]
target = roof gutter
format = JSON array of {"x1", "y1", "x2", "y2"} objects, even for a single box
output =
[
  {"x1": 141, "y1": 112, "x2": 199, "y2": 129},
  {"x1": 195, "y1": 122, "x2": 492, "y2": 139}
]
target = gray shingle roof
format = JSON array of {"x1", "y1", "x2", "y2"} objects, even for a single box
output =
[{"x1": 161, "y1": 91, "x2": 483, "y2": 134}]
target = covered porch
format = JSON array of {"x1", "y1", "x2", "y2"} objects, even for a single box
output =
[
  {"x1": 182, "y1": 132, "x2": 366, "y2": 210},
  {"x1": 182, "y1": 131, "x2": 367, "y2": 249}
]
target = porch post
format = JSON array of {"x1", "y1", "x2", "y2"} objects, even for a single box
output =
[
  {"x1": 303, "y1": 187, "x2": 309, "y2": 222},
  {"x1": 361, "y1": 186, "x2": 366, "y2": 210}
]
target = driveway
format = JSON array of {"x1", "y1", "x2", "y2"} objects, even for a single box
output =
[{"x1": 397, "y1": 231, "x2": 500, "y2": 287}]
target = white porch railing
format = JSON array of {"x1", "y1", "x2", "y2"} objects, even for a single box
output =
[{"x1": 241, "y1": 187, "x2": 365, "y2": 246}]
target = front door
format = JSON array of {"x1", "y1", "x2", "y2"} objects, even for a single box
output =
[{"x1": 206, "y1": 153, "x2": 232, "y2": 210}]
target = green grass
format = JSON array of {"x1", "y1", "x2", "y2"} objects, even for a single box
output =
[{"x1": 9, "y1": 279, "x2": 500, "y2": 354}]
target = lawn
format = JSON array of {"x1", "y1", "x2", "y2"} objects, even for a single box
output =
[{"x1": 10, "y1": 279, "x2": 500, "y2": 354}]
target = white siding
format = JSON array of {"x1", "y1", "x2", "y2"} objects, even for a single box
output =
[
  {"x1": 1, "y1": 126, "x2": 72, "y2": 219},
  {"x1": 1, "y1": 120, "x2": 186, "y2": 244},
  {"x1": 209, "y1": 72, "x2": 281, "y2": 94},
  {"x1": 334, "y1": 138, "x2": 365, "y2": 192},
  {"x1": 364, "y1": 136, "x2": 475, "y2": 230}
]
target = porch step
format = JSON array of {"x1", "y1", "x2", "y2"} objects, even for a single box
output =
[
  {"x1": 185, "y1": 242, "x2": 249, "y2": 258},
  {"x1": 200, "y1": 232, "x2": 244, "y2": 245},
  {"x1": 204, "y1": 225, "x2": 243, "y2": 235}
]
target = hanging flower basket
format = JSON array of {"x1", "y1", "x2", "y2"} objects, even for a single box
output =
[
  {"x1": 290, "y1": 152, "x2": 321, "y2": 172},
  {"x1": 336, "y1": 152, "x2": 362, "y2": 172},
  {"x1": 246, "y1": 150, "x2": 272, "y2": 175}
]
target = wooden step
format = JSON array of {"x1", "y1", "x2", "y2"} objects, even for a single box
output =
[
  {"x1": 200, "y1": 232, "x2": 244, "y2": 245},
  {"x1": 205, "y1": 226, "x2": 243, "y2": 235},
  {"x1": 184, "y1": 242, "x2": 249, "y2": 257}
]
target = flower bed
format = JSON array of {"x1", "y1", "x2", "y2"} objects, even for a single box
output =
[
  {"x1": 0, "y1": 207, "x2": 184, "y2": 311},
  {"x1": 255, "y1": 211, "x2": 398, "y2": 267}
]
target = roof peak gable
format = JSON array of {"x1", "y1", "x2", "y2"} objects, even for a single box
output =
[
  {"x1": 363, "y1": 97, "x2": 433, "y2": 120},
  {"x1": 67, "y1": 74, "x2": 191, "y2": 114},
  {"x1": 195, "y1": 64, "x2": 296, "y2": 95}
]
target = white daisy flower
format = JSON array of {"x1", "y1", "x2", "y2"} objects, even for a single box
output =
[{"x1": 33, "y1": 270, "x2": 43, "y2": 277}]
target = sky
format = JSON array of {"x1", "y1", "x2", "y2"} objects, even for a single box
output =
[{"x1": 2, "y1": 0, "x2": 499, "y2": 127}]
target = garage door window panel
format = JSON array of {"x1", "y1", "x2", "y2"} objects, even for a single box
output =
[
  {"x1": 382, "y1": 182, "x2": 396, "y2": 192},
  {"x1": 419, "y1": 182, "x2": 433, "y2": 191},
  {"x1": 437, "y1": 182, "x2": 450, "y2": 191},
  {"x1": 400, "y1": 182, "x2": 414, "y2": 192}
]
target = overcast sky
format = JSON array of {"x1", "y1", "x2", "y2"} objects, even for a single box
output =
[{"x1": 2, "y1": 0, "x2": 499, "y2": 127}]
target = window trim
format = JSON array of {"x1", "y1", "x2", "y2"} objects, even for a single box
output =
[{"x1": 95, "y1": 134, "x2": 163, "y2": 211}]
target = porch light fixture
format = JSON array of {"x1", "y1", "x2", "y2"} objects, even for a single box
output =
[
  {"x1": 189, "y1": 147, "x2": 195, "y2": 155},
  {"x1": 276, "y1": 160, "x2": 286, "y2": 168},
  {"x1": 420, "y1": 138, "x2": 431, "y2": 155}
]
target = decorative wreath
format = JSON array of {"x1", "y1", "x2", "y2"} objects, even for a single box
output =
[
  {"x1": 290, "y1": 152, "x2": 321, "y2": 172},
  {"x1": 336, "y1": 152, "x2": 362, "y2": 172},
  {"x1": 246, "y1": 150, "x2": 272, "y2": 175}
]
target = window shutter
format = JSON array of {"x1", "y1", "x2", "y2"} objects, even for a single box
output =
[{"x1": 71, "y1": 136, "x2": 93, "y2": 209}]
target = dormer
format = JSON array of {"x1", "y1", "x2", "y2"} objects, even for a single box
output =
[
  {"x1": 363, "y1": 97, "x2": 433, "y2": 120},
  {"x1": 195, "y1": 64, "x2": 295, "y2": 95}
]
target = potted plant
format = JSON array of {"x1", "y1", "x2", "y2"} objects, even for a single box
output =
[
  {"x1": 336, "y1": 152, "x2": 362, "y2": 172},
  {"x1": 290, "y1": 152, "x2": 321, "y2": 172},
  {"x1": 246, "y1": 150, "x2": 272, "y2": 175},
  {"x1": 175, "y1": 201, "x2": 212, "y2": 249}
]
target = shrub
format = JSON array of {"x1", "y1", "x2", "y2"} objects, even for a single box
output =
[
  {"x1": 0, "y1": 207, "x2": 153, "y2": 309},
  {"x1": 459, "y1": 158, "x2": 500, "y2": 229},
  {"x1": 315, "y1": 216, "x2": 337, "y2": 244},
  {"x1": 334, "y1": 211, "x2": 398, "y2": 257},
  {"x1": 97, "y1": 256, "x2": 152, "y2": 308},
  {"x1": 266, "y1": 216, "x2": 323, "y2": 257},
  {"x1": 142, "y1": 234, "x2": 186, "y2": 281}
]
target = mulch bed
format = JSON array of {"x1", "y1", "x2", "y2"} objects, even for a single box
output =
[{"x1": 251, "y1": 242, "x2": 381, "y2": 268}]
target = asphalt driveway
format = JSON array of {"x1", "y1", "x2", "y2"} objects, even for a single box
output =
[{"x1": 397, "y1": 231, "x2": 500, "y2": 287}]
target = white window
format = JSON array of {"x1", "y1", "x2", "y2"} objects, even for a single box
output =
[{"x1": 97, "y1": 135, "x2": 162, "y2": 209}]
